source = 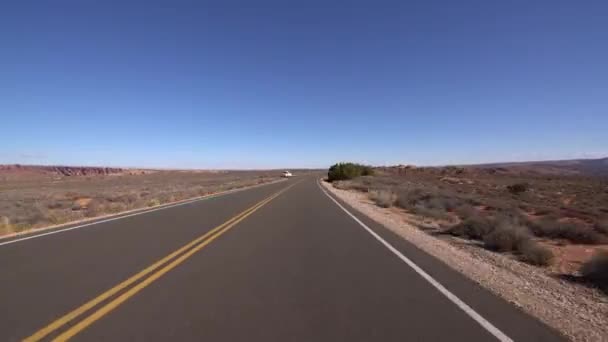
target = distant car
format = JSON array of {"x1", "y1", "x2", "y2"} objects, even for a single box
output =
[{"x1": 282, "y1": 171, "x2": 293, "y2": 178}]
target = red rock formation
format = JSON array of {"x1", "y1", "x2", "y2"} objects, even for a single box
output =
[{"x1": 0, "y1": 164, "x2": 126, "y2": 176}]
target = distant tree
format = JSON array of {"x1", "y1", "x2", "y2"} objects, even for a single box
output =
[{"x1": 327, "y1": 163, "x2": 374, "y2": 182}]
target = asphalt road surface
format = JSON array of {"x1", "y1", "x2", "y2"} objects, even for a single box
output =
[{"x1": 0, "y1": 175, "x2": 565, "y2": 341}]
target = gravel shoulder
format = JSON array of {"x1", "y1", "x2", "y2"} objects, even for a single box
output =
[{"x1": 322, "y1": 180, "x2": 608, "y2": 342}]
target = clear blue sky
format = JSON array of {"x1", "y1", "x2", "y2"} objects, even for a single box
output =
[{"x1": 1, "y1": 1, "x2": 607, "y2": 169}]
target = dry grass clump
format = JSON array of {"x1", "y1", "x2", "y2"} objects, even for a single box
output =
[
  {"x1": 0, "y1": 216, "x2": 13, "y2": 235},
  {"x1": 147, "y1": 198, "x2": 161, "y2": 207},
  {"x1": 368, "y1": 189, "x2": 395, "y2": 208},
  {"x1": 106, "y1": 202, "x2": 127, "y2": 213},
  {"x1": 85, "y1": 200, "x2": 102, "y2": 218},
  {"x1": 394, "y1": 188, "x2": 459, "y2": 220},
  {"x1": 332, "y1": 180, "x2": 369, "y2": 192},
  {"x1": 26, "y1": 204, "x2": 51, "y2": 226}
]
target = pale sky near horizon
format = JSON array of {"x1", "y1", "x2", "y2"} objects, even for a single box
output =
[{"x1": 1, "y1": 1, "x2": 607, "y2": 169}]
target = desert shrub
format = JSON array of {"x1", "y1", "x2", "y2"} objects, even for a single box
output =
[
  {"x1": 494, "y1": 210, "x2": 528, "y2": 226},
  {"x1": 447, "y1": 215, "x2": 494, "y2": 240},
  {"x1": 595, "y1": 220, "x2": 608, "y2": 236},
  {"x1": 410, "y1": 205, "x2": 451, "y2": 220},
  {"x1": 327, "y1": 163, "x2": 374, "y2": 182},
  {"x1": 507, "y1": 182, "x2": 529, "y2": 194},
  {"x1": 395, "y1": 189, "x2": 415, "y2": 209},
  {"x1": 394, "y1": 188, "x2": 453, "y2": 219},
  {"x1": 483, "y1": 223, "x2": 531, "y2": 252},
  {"x1": 368, "y1": 189, "x2": 395, "y2": 208},
  {"x1": 529, "y1": 219, "x2": 607, "y2": 244},
  {"x1": 534, "y1": 207, "x2": 555, "y2": 216},
  {"x1": 580, "y1": 252, "x2": 608, "y2": 292},
  {"x1": 557, "y1": 223, "x2": 606, "y2": 244},
  {"x1": 518, "y1": 240, "x2": 553, "y2": 266},
  {"x1": 395, "y1": 188, "x2": 430, "y2": 209},
  {"x1": 426, "y1": 196, "x2": 462, "y2": 211},
  {"x1": 454, "y1": 204, "x2": 476, "y2": 219},
  {"x1": 26, "y1": 205, "x2": 50, "y2": 226}
]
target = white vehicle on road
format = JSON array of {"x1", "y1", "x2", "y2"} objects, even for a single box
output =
[{"x1": 282, "y1": 171, "x2": 293, "y2": 178}]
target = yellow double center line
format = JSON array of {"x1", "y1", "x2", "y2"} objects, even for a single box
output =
[{"x1": 25, "y1": 182, "x2": 298, "y2": 342}]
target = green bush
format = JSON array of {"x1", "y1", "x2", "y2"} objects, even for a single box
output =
[{"x1": 327, "y1": 163, "x2": 374, "y2": 182}]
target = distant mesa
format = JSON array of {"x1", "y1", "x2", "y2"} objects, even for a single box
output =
[
  {"x1": 0, "y1": 164, "x2": 148, "y2": 177},
  {"x1": 376, "y1": 157, "x2": 608, "y2": 177}
]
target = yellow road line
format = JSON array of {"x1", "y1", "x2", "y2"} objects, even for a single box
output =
[
  {"x1": 53, "y1": 186, "x2": 293, "y2": 341},
  {"x1": 25, "y1": 182, "x2": 297, "y2": 342},
  {"x1": 54, "y1": 193, "x2": 276, "y2": 341}
]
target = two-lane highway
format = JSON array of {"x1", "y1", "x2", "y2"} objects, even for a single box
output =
[{"x1": 0, "y1": 176, "x2": 564, "y2": 341}]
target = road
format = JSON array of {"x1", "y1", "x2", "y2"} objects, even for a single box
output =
[{"x1": 0, "y1": 175, "x2": 564, "y2": 341}]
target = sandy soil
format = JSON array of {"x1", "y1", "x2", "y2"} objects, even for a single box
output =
[
  {"x1": 0, "y1": 178, "x2": 286, "y2": 241},
  {"x1": 0, "y1": 169, "x2": 287, "y2": 237}
]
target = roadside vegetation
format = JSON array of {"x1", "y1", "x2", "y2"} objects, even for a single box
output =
[
  {"x1": 327, "y1": 162, "x2": 373, "y2": 182},
  {"x1": 0, "y1": 169, "x2": 281, "y2": 236},
  {"x1": 329, "y1": 163, "x2": 608, "y2": 291},
  {"x1": 581, "y1": 251, "x2": 608, "y2": 293}
]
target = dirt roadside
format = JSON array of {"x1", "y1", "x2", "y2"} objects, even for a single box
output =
[
  {"x1": 0, "y1": 178, "x2": 286, "y2": 241},
  {"x1": 321, "y1": 180, "x2": 608, "y2": 342}
]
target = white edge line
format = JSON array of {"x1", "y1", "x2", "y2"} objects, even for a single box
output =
[
  {"x1": 0, "y1": 179, "x2": 286, "y2": 247},
  {"x1": 318, "y1": 180, "x2": 513, "y2": 342}
]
